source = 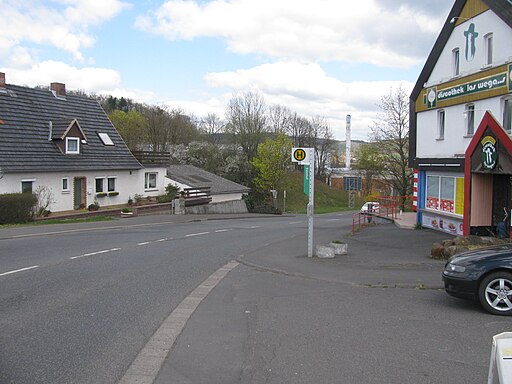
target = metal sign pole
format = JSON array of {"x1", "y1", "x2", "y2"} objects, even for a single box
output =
[{"x1": 308, "y1": 148, "x2": 315, "y2": 258}]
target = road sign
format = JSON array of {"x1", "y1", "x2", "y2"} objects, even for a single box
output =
[
  {"x1": 292, "y1": 147, "x2": 310, "y2": 164},
  {"x1": 304, "y1": 165, "x2": 310, "y2": 196}
]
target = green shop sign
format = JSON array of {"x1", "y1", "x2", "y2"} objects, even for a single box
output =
[{"x1": 437, "y1": 73, "x2": 507, "y2": 102}]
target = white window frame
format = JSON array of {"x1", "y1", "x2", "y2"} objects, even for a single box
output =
[
  {"x1": 452, "y1": 48, "x2": 460, "y2": 77},
  {"x1": 95, "y1": 177, "x2": 105, "y2": 193},
  {"x1": 465, "y1": 104, "x2": 475, "y2": 136},
  {"x1": 484, "y1": 33, "x2": 493, "y2": 66},
  {"x1": 66, "y1": 137, "x2": 80, "y2": 154},
  {"x1": 437, "y1": 110, "x2": 445, "y2": 140},
  {"x1": 21, "y1": 179, "x2": 35, "y2": 194},
  {"x1": 107, "y1": 176, "x2": 117, "y2": 192},
  {"x1": 62, "y1": 177, "x2": 70, "y2": 193},
  {"x1": 503, "y1": 97, "x2": 512, "y2": 133},
  {"x1": 144, "y1": 172, "x2": 158, "y2": 191}
]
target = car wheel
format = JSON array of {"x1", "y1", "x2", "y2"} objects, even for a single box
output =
[{"x1": 478, "y1": 272, "x2": 512, "y2": 315}]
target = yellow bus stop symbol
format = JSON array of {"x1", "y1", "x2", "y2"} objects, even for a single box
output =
[{"x1": 293, "y1": 148, "x2": 307, "y2": 162}]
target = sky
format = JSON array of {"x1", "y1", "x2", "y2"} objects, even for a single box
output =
[{"x1": 0, "y1": 0, "x2": 454, "y2": 140}]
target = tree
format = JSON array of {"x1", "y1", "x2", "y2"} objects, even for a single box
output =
[
  {"x1": 108, "y1": 109, "x2": 147, "y2": 152},
  {"x1": 353, "y1": 143, "x2": 385, "y2": 196},
  {"x1": 310, "y1": 116, "x2": 335, "y2": 181},
  {"x1": 268, "y1": 104, "x2": 292, "y2": 134},
  {"x1": 369, "y1": 85, "x2": 413, "y2": 207},
  {"x1": 225, "y1": 91, "x2": 268, "y2": 163},
  {"x1": 200, "y1": 112, "x2": 225, "y2": 143},
  {"x1": 251, "y1": 133, "x2": 293, "y2": 192}
]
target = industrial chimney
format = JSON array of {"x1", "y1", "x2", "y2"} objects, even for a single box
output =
[{"x1": 345, "y1": 115, "x2": 351, "y2": 170}]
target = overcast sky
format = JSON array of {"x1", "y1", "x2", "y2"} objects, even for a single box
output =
[{"x1": 1, "y1": 0, "x2": 454, "y2": 140}]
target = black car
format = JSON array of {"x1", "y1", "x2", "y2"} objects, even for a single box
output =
[{"x1": 442, "y1": 244, "x2": 512, "y2": 315}]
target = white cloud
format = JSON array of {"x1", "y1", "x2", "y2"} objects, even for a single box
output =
[
  {"x1": 203, "y1": 61, "x2": 413, "y2": 140},
  {"x1": 3, "y1": 60, "x2": 121, "y2": 91},
  {"x1": 0, "y1": 0, "x2": 129, "y2": 61},
  {"x1": 136, "y1": 0, "x2": 446, "y2": 68}
]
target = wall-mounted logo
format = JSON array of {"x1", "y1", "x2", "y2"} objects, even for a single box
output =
[
  {"x1": 427, "y1": 87, "x2": 437, "y2": 108},
  {"x1": 481, "y1": 136, "x2": 497, "y2": 170},
  {"x1": 464, "y1": 23, "x2": 478, "y2": 62}
]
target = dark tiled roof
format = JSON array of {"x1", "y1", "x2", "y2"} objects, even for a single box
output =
[
  {"x1": 0, "y1": 84, "x2": 142, "y2": 173},
  {"x1": 167, "y1": 164, "x2": 251, "y2": 195}
]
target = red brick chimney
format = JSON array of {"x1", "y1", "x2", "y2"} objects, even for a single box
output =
[
  {"x1": 50, "y1": 82, "x2": 66, "y2": 97},
  {"x1": 0, "y1": 72, "x2": 5, "y2": 89}
]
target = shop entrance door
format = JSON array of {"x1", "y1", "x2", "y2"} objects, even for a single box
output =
[{"x1": 492, "y1": 175, "x2": 512, "y2": 238}]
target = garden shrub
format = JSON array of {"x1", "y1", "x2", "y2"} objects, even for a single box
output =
[{"x1": 0, "y1": 193, "x2": 38, "y2": 224}]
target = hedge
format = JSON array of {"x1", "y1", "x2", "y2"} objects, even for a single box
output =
[{"x1": 0, "y1": 193, "x2": 38, "y2": 224}]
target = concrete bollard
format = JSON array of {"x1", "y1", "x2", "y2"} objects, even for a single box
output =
[{"x1": 316, "y1": 245, "x2": 335, "y2": 258}]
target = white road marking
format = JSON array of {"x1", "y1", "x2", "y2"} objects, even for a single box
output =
[
  {"x1": 185, "y1": 232, "x2": 210, "y2": 237},
  {"x1": 156, "y1": 238, "x2": 167, "y2": 242},
  {"x1": 0, "y1": 265, "x2": 39, "y2": 277},
  {"x1": 327, "y1": 219, "x2": 341, "y2": 222},
  {"x1": 137, "y1": 242, "x2": 150, "y2": 246},
  {"x1": 118, "y1": 260, "x2": 239, "y2": 384},
  {"x1": 289, "y1": 221, "x2": 302, "y2": 224},
  {"x1": 214, "y1": 229, "x2": 231, "y2": 233},
  {"x1": 70, "y1": 248, "x2": 121, "y2": 260}
]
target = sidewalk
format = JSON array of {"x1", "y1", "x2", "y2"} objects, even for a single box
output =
[{"x1": 151, "y1": 221, "x2": 477, "y2": 384}]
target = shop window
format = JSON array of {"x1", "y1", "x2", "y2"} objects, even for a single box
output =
[
  {"x1": 437, "y1": 110, "x2": 445, "y2": 140},
  {"x1": 484, "y1": 33, "x2": 493, "y2": 66},
  {"x1": 426, "y1": 175, "x2": 458, "y2": 214},
  {"x1": 145, "y1": 172, "x2": 157, "y2": 190},
  {"x1": 452, "y1": 48, "x2": 460, "y2": 77},
  {"x1": 504, "y1": 98, "x2": 512, "y2": 133},
  {"x1": 465, "y1": 104, "x2": 475, "y2": 136}
]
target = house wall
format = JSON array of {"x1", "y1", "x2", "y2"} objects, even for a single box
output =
[
  {"x1": 427, "y1": 10, "x2": 512, "y2": 87},
  {"x1": 211, "y1": 193, "x2": 245, "y2": 203},
  {"x1": 0, "y1": 168, "x2": 168, "y2": 212},
  {"x1": 416, "y1": 97, "x2": 502, "y2": 158}
]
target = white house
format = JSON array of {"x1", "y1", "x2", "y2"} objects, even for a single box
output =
[
  {"x1": 410, "y1": 0, "x2": 512, "y2": 236},
  {"x1": 0, "y1": 73, "x2": 168, "y2": 212}
]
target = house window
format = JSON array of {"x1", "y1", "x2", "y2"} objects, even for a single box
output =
[
  {"x1": 465, "y1": 104, "x2": 475, "y2": 136},
  {"x1": 66, "y1": 137, "x2": 80, "y2": 154},
  {"x1": 504, "y1": 98, "x2": 512, "y2": 133},
  {"x1": 95, "y1": 178, "x2": 105, "y2": 193},
  {"x1": 107, "y1": 177, "x2": 116, "y2": 192},
  {"x1": 438, "y1": 110, "x2": 445, "y2": 140},
  {"x1": 484, "y1": 33, "x2": 493, "y2": 66},
  {"x1": 62, "y1": 177, "x2": 70, "y2": 192},
  {"x1": 145, "y1": 172, "x2": 157, "y2": 190},
  {"x1": 452, "y1": 48, "x2": 460, "y2": 77},
  {"x1": 21, "y1": 180, "x2": 34, "y2": 194}
]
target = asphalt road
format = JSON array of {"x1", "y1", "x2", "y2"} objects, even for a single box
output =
[
  {"x1": 0, "y1": 213, "x2": 336, "y2": 383},
  {"x1": 1, "y1": 213, "x2": 510, "y2": 383}
]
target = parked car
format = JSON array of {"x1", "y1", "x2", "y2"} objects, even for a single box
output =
[
  {"x1": 360, "y1": 202, "x2": 380, "y2": 214},
  {"x1": 442, "y1": 244, "x2": 512, "y2": 315}
]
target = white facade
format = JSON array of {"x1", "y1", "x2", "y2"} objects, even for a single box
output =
[
  {"x1": 0, "y1": 168, "x2": 168, "y2": 212},
  {"x1": 417, "y1": 9, "x2": 512, "y2": 159}
]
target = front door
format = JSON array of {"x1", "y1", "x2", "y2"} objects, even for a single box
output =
[
  {"x1": 73, "y1": 177, "x2": 86, "y2": 209},
  {"x1": 492, "y1": 175, "x2": 512, "y2": 238}
]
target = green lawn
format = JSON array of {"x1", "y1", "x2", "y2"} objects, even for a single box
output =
[{"x1": 279, "y1": 172, "x2": 367, "y2": 214}]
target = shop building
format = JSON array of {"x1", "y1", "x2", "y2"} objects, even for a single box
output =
[{"x1": 410, "y1": 0, "x2": 512, "y2": 236}]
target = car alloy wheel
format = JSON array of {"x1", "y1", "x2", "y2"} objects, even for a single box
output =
[{"x1": 478, "y1": 272, "x2": 512, "y2": 315}]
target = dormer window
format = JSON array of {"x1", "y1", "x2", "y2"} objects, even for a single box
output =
[{"x1": 66, "y1": 137, "x2": 80, "y2": 154}]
